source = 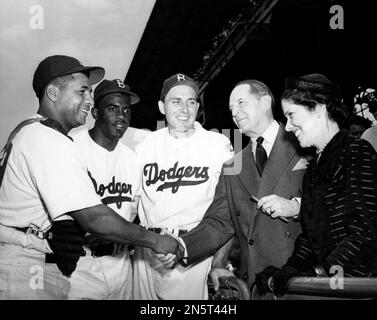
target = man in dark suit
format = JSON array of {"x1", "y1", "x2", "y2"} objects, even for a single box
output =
[{"x1": 159, "y1": 80, "x2": 310, "y2": 297}]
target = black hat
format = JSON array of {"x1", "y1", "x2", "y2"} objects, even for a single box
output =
[
  {"x1": 160, "y1": 73, "x2": 199, "y2": 100},
  {"x1": 33, "y1": 55, "x2": 105, "y2": 98},
  {"x1": 94, "y1": 79, "x2": 140, "y2": 105},
  {"x1": 284, "y1": 73, "x2": 338, "y2": 94}
]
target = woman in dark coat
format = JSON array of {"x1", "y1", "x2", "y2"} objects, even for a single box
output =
[{"x1": 256, "y1": 73, "x2": 377, "y2": 296}]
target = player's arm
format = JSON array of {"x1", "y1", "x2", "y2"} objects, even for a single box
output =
[{"x1": 69, "y1": 204, "x2": 179, "y2": 254}]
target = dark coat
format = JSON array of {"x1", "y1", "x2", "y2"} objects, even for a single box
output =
[
  {"x1": 285, "y1": 130, "x2": 377, "y2": 276},
  {"x1": 182, "y1": 125, "x2": 309, "y2": 287}
]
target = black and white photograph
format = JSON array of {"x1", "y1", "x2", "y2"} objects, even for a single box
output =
[{"x1": 0, "y1": 0, "x2": 376, "y2": 312}]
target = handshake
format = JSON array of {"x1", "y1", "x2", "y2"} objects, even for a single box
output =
[{"x1": 151, "y1": 229, "x2": 187, "y2": 269}]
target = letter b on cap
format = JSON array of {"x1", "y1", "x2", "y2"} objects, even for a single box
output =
[
  {"x1": 116, "y1": 80, "x2": 126, "y2": 88},
  {"x1": 177, "y1": 74, "x2": 186, "y2": 82}
]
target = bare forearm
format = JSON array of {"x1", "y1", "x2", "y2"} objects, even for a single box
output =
[{"x1": 70, "y1": 205, "x2": 157, "y2": 251}]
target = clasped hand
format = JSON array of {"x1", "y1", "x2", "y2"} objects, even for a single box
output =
[{"x1": 153, "y1": 229, "x2": 185, "y2": 269}]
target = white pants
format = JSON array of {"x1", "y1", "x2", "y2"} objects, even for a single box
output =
[
  {"x1": 68, "y1": 248, "x2": 132, "y2": 300},
  {"x1": 0, "y1": 244, "x2": 69, "y2": 300},
  {"x1": 133, "y1": 246, "x2": 213, "y2": 300}
]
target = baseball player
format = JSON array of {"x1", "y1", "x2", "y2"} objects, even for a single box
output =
[
  {"x1": 68, "y1": 79, "x2": 141, "y2": 299},
  {"x1": 0, "y1": 55, "x2": 181, "y2": 299},
  {"x1": 133, "y1": 73, "x2": 234, "y2": 300}
]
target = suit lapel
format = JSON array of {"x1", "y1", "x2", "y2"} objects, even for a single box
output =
[
  {"x1": 234, "y1": 141, "x2": 261, "y2": 232},
  {"x1": 248, "y1": 126, "x2": 298, "y2": 237},
  {"x1": 237, "y1": 141, "x2": 260, "y2": 198},
  {"x1": 258, "y1": 125, "x2": 297, "y2": 197}
]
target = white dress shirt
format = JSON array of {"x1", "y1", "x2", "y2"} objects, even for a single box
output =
[{"x1": 250, "y1": 120, "x2": 280, "y2": 160}]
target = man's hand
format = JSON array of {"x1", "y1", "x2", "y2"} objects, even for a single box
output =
[
  {"x1": 112, "y1": 243, "x2": 128, "y2": 255},
  {"x1": 155, "y1": 252, "x2": 177, "y2": 269},
  {"x1": 153, "y1": 229, "x2": 185, "y2": 269},
  {"x1": 153, "y1": 232, "x2": 185, "y2": 259},
  {"x1": 209, "y1": 267, "x2": 235, "y2": 291},
  {"x1": 257, "y1": 195, "x2": 300, "y2": 220}
]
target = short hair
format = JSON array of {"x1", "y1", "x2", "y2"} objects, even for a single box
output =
[
  {"x1": 50, "y1": 74, "x2": 75, "y2": 89},
  {"x1": 282, "y1": 73, "x2": 348, "y2": 127},
  {"x1": 41, "y1": 72, "x2": 89, "y2": 100},
  {"x1": 234, "y1": 79, "x2": 275, "y2": 109},
  {"x1": 38, "y1": 74, "x2": 75, "y2": 101}
]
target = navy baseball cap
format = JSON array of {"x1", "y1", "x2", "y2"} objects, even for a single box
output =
[
  {"x1": 33, "y1": 55, "x2": 105, "y2": 98},
  {"x1": 160, "y1": 73, "x2": 199, "y2": 100},
  {"x1": 94, "y1": 79, "x2": 140, "y2": 106}
]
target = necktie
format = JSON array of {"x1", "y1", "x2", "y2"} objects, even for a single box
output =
[{"x1": 255, "y1": 136, "x2": 267, "y2": 176}]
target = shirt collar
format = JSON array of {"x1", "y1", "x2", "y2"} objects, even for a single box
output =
[
  {"x1": 262, "y1": 120, "x2": 280, "y2": 145},
  {"x1": 250, "y1": 120, "x2": 280, "y2": 157}
]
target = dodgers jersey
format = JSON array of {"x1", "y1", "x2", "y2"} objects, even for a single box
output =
[
  {"x1": 71, "y1": 129, "x2": 141, "y2": 221},
  {"x1": 136, "y1": 122, "x2": 233, "y2": 230},
  {"x1": 0, "y1": 116, "x2": 101, "y2": 231}
]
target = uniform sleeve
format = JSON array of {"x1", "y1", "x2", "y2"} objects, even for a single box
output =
[
  {"x1": 23, "y1": 132, "x2": 102, "y2": 221},
  {"x1": 181, "y1": 165, "x2": 235, "y2": 265},
  {"x1": 325, "y1": 141, "x2": 377, "y2": 275}
]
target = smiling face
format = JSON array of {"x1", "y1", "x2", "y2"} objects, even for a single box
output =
[
  {"x1": 282, "y1": 99, "x2": 323, "y2": 148},
  {"x1": 159, "y1": 85, "x2": 199, "y2": 133},
  {"x1": 92, "y1": 92, "x2": 131, "y2": 142},
  {"x1": 54, "y1": 72, "x2": 93, "y2": 132},
  {"x1": 229, "y1": 83, "x2": 272, "y2": 138}
]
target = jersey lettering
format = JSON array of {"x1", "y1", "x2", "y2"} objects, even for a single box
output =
[
  {"x1": 143, "y1": 161, "x2": 209, "y2": 193},
  {"x1": 176, "y1": 74, "x2": 186, "y2": 82},
  {"x1": 88, "y1": 171, "x2": 132, "y2": 209}
]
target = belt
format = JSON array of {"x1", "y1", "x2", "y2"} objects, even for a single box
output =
[
  {"x1": 13, "y1": 226, "x2": 86, "y2": 263},
  {"x1": 14, "y1": 226, "x2": 49, "y2": 240},
  {"x1": 147, "y1": 227, "x2": 188, "y2": 237}
]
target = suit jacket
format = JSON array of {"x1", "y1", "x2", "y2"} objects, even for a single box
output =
[{"x1": 182, "y1": 125, "x2": 309, "y2": 287}]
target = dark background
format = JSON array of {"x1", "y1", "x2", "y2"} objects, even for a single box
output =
[{"x1": 125, "y1": 0, "x2": 377, "y2": 135}]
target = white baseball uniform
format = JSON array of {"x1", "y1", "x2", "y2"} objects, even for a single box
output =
[
  {"x1": 133, "y1": 121, "x2": 233, "y2": 300},
  {"x1": 68, "y1": 129, "x2": 141, "y2": 300},
  {"x1": 0, "y1": 115, "x2": 102, "y2": 299}
]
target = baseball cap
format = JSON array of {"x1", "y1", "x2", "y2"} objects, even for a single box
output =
[
  {"x1": 94, "y1": 79, "x2": 140, "y2": 105},
  {"x1": 33, "y1": 55, "x2": 105, "y2": 98},
  {"x1": 160, "y1": 73, "x2": 199, "y2": 100}
]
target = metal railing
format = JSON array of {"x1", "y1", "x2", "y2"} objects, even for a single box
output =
[
  {"x1": 286, "y1": 277, "x2": 377, "y2": 299},
  {"x1": 213, "y1": 276, "x2": 377, "y2": 300}
]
